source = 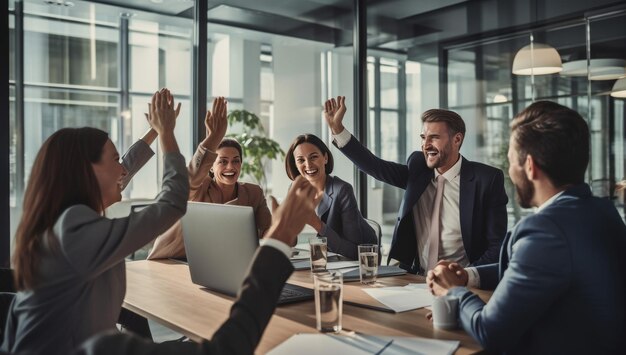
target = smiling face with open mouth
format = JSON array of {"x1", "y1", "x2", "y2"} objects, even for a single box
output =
[
  {"x1": 420, "y1": 121, "x2": 462, "y2": 174},
  {"x1": 293, "y1": 142, "x2": 328, "y2": 185},
  {"x1": 212, "y1": 147, "x2": 242, "y2": 187}
]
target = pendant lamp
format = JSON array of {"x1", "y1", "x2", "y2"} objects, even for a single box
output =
[
  {"x1": 512, "y1": 43, "x2": 562, "y2": 75},
  {"x1": 611, "y1": 77, "x2": 626, "y2": 98}
]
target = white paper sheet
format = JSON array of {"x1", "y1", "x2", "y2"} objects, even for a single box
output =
[
  {"x1": 268, "y1": 333, "x2": 459, "y2": 355},
  {"x1": 363, "y1": 283, "x2": 433, "y2": 312}
]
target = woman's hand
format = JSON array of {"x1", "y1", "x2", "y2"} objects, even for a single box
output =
[
  {"x1": 202, "y1": 97, "x2": 228, "y2": 151},
  {"x1": 148, "y1": 89, "x2": 177, "y2": 136},
  {"x1": 148, "y1": 88, "x2": 180, "y2": 153}
]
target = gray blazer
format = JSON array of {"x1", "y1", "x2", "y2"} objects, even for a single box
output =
[
  {"x1": 317, "y1": 175, "x2": 377, "y2": 260},
  {"x1": 1, "y1": 143, "x2": 189, "y2": 355}
]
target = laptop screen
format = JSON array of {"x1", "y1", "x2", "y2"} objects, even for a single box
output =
[{"x1": 182, "y1": 202, "x2": 259, "y2": 296}]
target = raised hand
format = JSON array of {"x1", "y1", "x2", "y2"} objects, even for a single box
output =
[
  {"x1": 265, "y1": 176, "x2": 323, "y2": 246},
  {"x1": 202, "y1": 97, "x2": 228, "y2": 151},
  {"x1": 323, "y1": 96, "x2": 347, "y2": 135},
  {"x1": 148, "y1": 88, "x2": 177, "y2": 136}
]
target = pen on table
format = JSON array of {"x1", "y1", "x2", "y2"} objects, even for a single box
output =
[{"x1": 374, "y1": 339, "x2": 394, "y2": 354}]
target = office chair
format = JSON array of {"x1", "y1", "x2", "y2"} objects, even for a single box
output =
[
  {"x1": 106, "y1": 199, "x2": 155, "y2": 260},
  {"x1": 0, "y1": 268, "x2": 16, "y2": 340},
  {"x1": 364, "y1": 218, "x2": 383, "y2": 261}
]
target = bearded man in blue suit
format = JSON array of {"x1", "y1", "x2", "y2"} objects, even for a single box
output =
[{"x1": 428, "y1": 101, "x2": 626, "y2": 354}]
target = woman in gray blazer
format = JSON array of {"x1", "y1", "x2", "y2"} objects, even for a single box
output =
[
  {"x1": 1, "y1": 89, "x2": 189, "y2": 355},
  {"x1": 285, "y1": 134, "x2": 377, "y2": 259}
]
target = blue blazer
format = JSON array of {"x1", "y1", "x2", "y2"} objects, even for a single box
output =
[
  {"x1": 337, "y1": 135, "x2": 508, "y2": 270},
  {"x1": 317, "y1": 175, "x2": 377, "y2": 260},
  {"x1": 450, "y1": 184, "x2": 626, "y2": 354}
]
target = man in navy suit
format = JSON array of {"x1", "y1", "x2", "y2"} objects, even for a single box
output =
[
  {"x1": 428, "y1": 101, "x2": 626, "y2": 354},
  {"x1": 323, "y1": 97, "x2": 508, "y2": 274}
]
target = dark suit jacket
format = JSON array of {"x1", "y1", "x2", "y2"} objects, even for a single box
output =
[
  {"x1": 75, "y1": 246, "x2": 294, "y2": 355},
  {"x1": 449, "y1": 184, "x2": 626, "y2": 354},
  {"x1": 337, "y1": 135, "x2": 508, "y2": 270},
  {"x1": 317, "y1": 175, "x2": 377, "y2": 260}
]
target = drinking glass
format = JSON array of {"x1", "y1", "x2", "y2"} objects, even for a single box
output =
[
  {"x1": 358, "y1": 244, "x2": 378, "y2": 284},
  {"x1": 309, "y1": 236, "x2": 328, "y2": 273},
  {"x1": 314, "y1": 271, "x2": 343, "y2": 333}
]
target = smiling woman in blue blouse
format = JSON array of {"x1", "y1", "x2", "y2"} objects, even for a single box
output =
[{"x1": 285, "y1": 134, "x2": 377, "y2": 260}]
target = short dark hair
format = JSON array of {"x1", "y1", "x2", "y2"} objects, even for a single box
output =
[
  {"x1": 511, "y1": 101, "x2": 589, "y2": 187},
  {"x1": 218, "y1": 138, "x2": 242, "y2": 157},
  {"x1": 421, "y1": 109, "x2": 466, "y2": 145},
  {"x1": 210, "y1": 138, "x2": 243, "y2": 179},
  {"x1": 285, "y1": 134, "x2": 334, "y2": 180}
]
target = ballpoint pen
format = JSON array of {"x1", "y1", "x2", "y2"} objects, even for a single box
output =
[{"x1": 374, "y1": 339, "x2": 394, "y2": 355}]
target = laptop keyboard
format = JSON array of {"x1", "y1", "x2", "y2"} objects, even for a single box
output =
[{"x1": 278, "y1": 283, "x2": 314, "y2": 305}]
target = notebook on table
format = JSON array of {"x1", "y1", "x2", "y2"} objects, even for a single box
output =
[{"x1": 182, "y1": 202, "x2": 313, "y2": 305}]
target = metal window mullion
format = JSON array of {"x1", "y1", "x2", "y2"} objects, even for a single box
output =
[
  {"x1": 15, "y1": 0, "x2": 25, "y2": 213},
  {"x1": 374, "y1": 58, "x2": 381, "y2": 158},
  {"x1": 192, "y1": 0, "x2": 208, "y2": 149},
  {"x1": 398, "y1": 62, "x2": 407, "y2": 163},
  {"x1": 353, "y1": 0, "x2": 367, "y2": 217},
  {"x1": 119, "y1": 17, "x2": 130, "y2": 152},
  {"x1": 1, "y1": 0, "x2": 12, "y2": 267}
]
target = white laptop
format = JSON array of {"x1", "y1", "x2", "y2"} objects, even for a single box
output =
[{"x1": 181, "y1": 202, "x2": 312, "y2": 304}]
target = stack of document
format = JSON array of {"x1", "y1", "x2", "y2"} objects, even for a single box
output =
[
  {"x1": 363, "y1": 284, "x2": 433, "y2": 312},
  {"x1": 268, "y1": 333, "x2": 459, "y2": 355}
]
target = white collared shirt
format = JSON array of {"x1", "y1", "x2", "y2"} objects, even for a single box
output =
[{"x1": 413, "y1": 154, "x2": 466, "y2": 270}]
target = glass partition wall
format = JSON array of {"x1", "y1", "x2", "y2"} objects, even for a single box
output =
[
  {"x1": 444, "y1": 10, "x2": 626, "y2": 225},
  {"x1": 7, "y1": 0, "x2": 626, "y2": 260},
  {"x1": 7, "y1": 0, "x2": 351, "y2": 255}
]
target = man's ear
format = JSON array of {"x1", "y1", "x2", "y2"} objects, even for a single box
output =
[
  {"x1": 525, "y1": 154, "x2": 537, "y2": 180},
  {"x1": 453, "y1": 133, "x2": 463, "y2": 148}
]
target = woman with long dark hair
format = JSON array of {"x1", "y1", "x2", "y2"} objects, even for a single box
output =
[{"x1": 1, "y1": 89, "x2": 188, "y2": 355}]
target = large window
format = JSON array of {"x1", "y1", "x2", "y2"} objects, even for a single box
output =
[
  {"x1": 445, "y1": 11, "x2": 626, "y2": 224},
  {"x1": 9, "y1": 0, "x2": 196, "y2": 242}
]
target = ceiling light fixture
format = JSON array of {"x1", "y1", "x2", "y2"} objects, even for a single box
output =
[
  {"x1": 561, "y1": 59, "x2": 626, "y2": 81},
  {"x1": 611, "y1": 77, "x2": 626, "y2": 98},
  {"x1": 512, "y1": 43, "x2": 562, "y2": 76}
]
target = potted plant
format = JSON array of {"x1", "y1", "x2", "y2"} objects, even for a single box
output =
[{"x1": 226, "y1": 109, "x2": 284, "y2": 194}]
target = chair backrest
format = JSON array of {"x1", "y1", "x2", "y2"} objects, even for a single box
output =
[
  {"x1": 364, "y1": 218, "x2": 382, "y2": 249},
  {"x1": 0, "y1": 269, "x2": 16, "y2": 342},
  {"x1": 105, "y1": 198, "x2": 155, "y2": 219},
  {"x1": 0, "y1": 268, "x2": 14, "y2": 293}
]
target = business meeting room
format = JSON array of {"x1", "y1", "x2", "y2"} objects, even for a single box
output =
[{"x1": 1, "y1": 0, "x2": 625, "y2": 354}]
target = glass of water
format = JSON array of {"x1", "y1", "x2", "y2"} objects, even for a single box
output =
[
  {"x1": 358, "y1": 244, "x2": 379, "y2": 285},
  {"x1": 309, "y1": 236, "x2": 328, "y2": 273},
  {"x1": 314, "y1": 271, "x2": 343, "y2": 333}
]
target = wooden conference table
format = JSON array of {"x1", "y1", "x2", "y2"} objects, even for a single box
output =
[{"x1": 124, "y1": 260, "x2": 491, "y2": 354}]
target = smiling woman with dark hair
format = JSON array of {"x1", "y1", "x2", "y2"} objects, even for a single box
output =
[
  {"x1": 148, "y1": 98, "x2": 271, "y2": 260},
  {"x1": 284, "y1": 134, "x2": 377, "y2": 260}
]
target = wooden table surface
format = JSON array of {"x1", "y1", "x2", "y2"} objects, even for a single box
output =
[{"x1": 124, "y1": 259, "x2": 489, "y2": 354}]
